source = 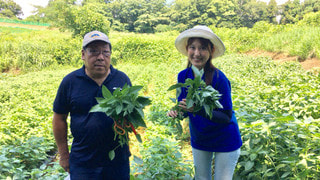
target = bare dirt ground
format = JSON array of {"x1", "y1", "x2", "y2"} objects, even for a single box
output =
[{"x1": 244, "y1": 50, "x2": 320, "y2": 71}]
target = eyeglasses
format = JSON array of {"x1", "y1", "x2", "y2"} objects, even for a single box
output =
[{"x1": 86, "y1": 48, "x2": 111, "y2": 57}]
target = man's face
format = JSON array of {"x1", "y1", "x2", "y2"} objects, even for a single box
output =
[{"x1": 82, "y1": 41, "x2": 111, "y2": 79}]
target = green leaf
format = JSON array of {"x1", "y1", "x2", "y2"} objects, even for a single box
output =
[
  {"x1": 128, "y1": 112, "x2": 146, "y2": 127},
  {"x1": 135, "y1": 134, "x2": 142, "y2": 143},
  {"x1": 90, "y1": 105, "x2": 105, "y2": 113},
  {"x1": 168, "y1": 83, "x2": 184, "y2": 91},
  {"x1": 137, "y1": 96, "x2": 152, "y2": 106},
  {"x1": 128, "y1": 85, "x2": 143, "y2": 94},
  {"x1": 109, "y1": 150, "x2": 115, "y2": 161},
  {"x1": 133, "y1": 155, "x2": 143, "y2": 164},
  {"x1": 102, "y1": 85, "x2": 112, "y2": 98},
  {"x1": 281, "y1": 172, "x2": 291, "y2": 178},
  {"x1": 176, "y1": 121, "x2": 183, "y2": 134},
  {"x1": 202, "y1": 91, "x2": 211, "y2": 97},
  {"x1": 245, "y1": 161, "x2": 254, "y2": 171},
  {"x1": 136, "y1": 108, "x2": 144, "y2": 119},
  {"x1": 115, "y1": 103, "x2": 123, "y2": 115},
  {"x1": 186, "y1": 99, "x2": 194, "y2": 109},
  {"x1": 176, "y1": 87, "x2": 181, "y2": 98},
  {"x1": 95, "y1": 97, "x2": 106, "y2": 104},
  {"x1": 203, "y1": 104, "x2": 211, "y2": 118},
  {"x1": 169, "y1": 98, "x2": 176, "y2": 103}
]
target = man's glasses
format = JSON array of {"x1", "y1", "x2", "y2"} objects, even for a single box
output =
[{"x1": 86, "y1": 48, "x2": 111, "y2": 57}]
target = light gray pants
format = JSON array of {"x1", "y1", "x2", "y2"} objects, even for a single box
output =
[{"x1": 192, "y1": 148, "x2": 240, "y2": 180}]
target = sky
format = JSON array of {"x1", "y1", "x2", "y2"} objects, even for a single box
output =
[
  {"x1": 14, "y1": 0, "x2": 294, "y2": 19},
  {"x1": 13, "y1": 0, "x2": 49, "y2": 19}
]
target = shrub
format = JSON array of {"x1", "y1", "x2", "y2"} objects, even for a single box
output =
[{"x1": 131, "y1": 124, "x2": 193, "y2": 179}]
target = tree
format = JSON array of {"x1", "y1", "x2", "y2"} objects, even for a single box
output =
[
  {"x1": 107, "y1": 0, "x2": 143, "y2": 31},
  {"x1": 301, "y1": 0, "x2": 320, "y2": 14},
  {"x1": 67, "y1": 4, "x2": 111, "y2": 37},
  {"x1": 266, "y1": 0, "x2": 279, "y2": 24},
  {"x1": 168, "y1": 0, "x2": 192, "y2": 30},
  {"x1": 0, "y1": 0, "x2": 22, "y2": 18},
  {"x1": 207, "y1": 0, "x2": 241, "y2": 28},
  {"x1": 237, "y1": 0, "x2": 269, "y2": 28},
  {"x1": 280, "y1": 0, "x2": 302, "y2": 24},
  {"x1": 107, "y1": 0, "x2": 169, "y2": 32}
]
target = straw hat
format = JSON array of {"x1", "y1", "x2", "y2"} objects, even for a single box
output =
[{"x1": 175, "y1": 25, "x2": 225, "y2": 58}]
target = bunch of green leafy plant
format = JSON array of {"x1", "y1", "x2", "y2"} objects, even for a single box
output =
[
  {"x1": 131, "y1": 124, "x2": 193, "y2": 180},
  {"x1": 90, "y1": 84, "x2": 151, "y2": 160},
  {"x1": 168, "y1": 68, "x2": 223, "y2": 133}
]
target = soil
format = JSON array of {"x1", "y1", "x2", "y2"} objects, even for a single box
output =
[{"x1": 244, "y1": 50, "x2": 320, "y2": 71}]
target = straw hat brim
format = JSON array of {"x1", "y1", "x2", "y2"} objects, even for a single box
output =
[{"x1": 175, "y1": 28, "x2": 225, "y2": 58}]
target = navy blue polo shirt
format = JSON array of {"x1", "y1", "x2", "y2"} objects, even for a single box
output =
[
  {"x1": 178, "y1": 67, "x2": 242, "y2": 152},
  {"x1": 53, "y1": 65, "x2": 131, "y2": 168}
]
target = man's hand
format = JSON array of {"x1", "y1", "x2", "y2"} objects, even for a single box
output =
[
  {"x1": 52, "y1": 112, "x2": 70, "y2": 172},
  {"x1": 59, "y1": 154, "x2": 70, "y2": 172}
]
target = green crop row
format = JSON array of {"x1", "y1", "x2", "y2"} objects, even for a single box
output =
[
  {"x1": 213, "y1": 22, "x2": 320, "y2": 60},
  {"x1": 0, "y1": 68, "x2": 75, "y2": 178},
  {"x1": 119, "y1": 55, "x2": 320, "y2": 179},
  {"x1": 0, "y1": 29, "x2": 81, "y2": 73},
  {"x1": 0, "y1": 25, "x2": 319, "y2": 179},
  {"x1": 0, "y1": 18, "x2": 50, "y2": 26},
  {"x1": 1, "y1": 23, "x2": 320, "y2": 74},
  {"x1": 1, "y1": 55, "x2": 319, "y2": 179}
]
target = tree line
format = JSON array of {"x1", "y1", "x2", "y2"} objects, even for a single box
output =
[{"x1": 1, "y1": 0, "x2": 320, "y2": 34}]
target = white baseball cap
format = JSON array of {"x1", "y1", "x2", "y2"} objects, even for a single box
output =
[{"x1": 82, "y1": 31, "x2": 111, "y2": 48}]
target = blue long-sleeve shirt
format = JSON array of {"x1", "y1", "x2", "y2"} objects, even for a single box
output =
[{"x1": 177, "y1": 67, "x2": 242, "y2": 152}]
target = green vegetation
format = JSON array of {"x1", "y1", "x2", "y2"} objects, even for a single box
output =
[
  {"x1": 1, "y1": 21, "x2": 318, "y2": 75},
  {"x1": 3, "y1": 0, "x2": 320, "y2": 34},
  {"x1": 90, "y1": 84, "x2": 152, "y2": 160},
  {"x1": 0, "y1": 23, "x2": 320, "y2": 179},
  {"x1": 0, "y1": 18, "x2": 50, "y2": 26},
  {"x1": 24, "y1": 0, "x2": 320, "y2": 33}
]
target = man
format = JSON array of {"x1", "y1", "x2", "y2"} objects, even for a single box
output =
[{"x1": 52, "y1": 31, "x2": 131, "y2": 179}]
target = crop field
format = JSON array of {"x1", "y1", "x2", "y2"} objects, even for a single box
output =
[{"x1": 0, "y1": 24, "x2": 319, "y2": 179}]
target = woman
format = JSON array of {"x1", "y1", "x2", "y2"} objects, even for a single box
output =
[{"x1": 167, "y1": 25, "x2": 242, "y2": 180}]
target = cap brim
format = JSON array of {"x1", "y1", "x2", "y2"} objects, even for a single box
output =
[{"x1": 175, "y1": 29, "x2": 225, "y2": 58}]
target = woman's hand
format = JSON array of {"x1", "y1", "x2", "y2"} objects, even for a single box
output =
[
  {"x1": 178, "y1": 99, "x2": 194, "y2": 112},
  {"x1": 167, "y1": 110, "x2": 178, "y2": 118}
]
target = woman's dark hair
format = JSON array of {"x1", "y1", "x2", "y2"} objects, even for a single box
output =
[{"x1": 186, "y1": 37, "x2": 217, "y2": 85}]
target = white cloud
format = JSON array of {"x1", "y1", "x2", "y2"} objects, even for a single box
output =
[{"x1": 13, "y1": 0, "x2": 49, "y2": 19}]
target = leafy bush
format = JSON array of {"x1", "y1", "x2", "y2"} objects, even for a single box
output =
[
  {"x1": 235, "y1": 115, "x2": 320, "y2": 179},
  {"x1": 66, "y1": 5, "x2": 111, "y2": 37},
  {"x1": 0, "y1": 68, "x2": 74, "y2": 178},
  {"x1": 0, "y1": 29, "x2": 81, "y2": 72},
  {"x1": 298, "y1": 11, "x2": 320, "y2": 26},
  {"x1": 212, "y1": 55, "x2": 320, "y2": 179},
  {"x1": 0, "y1": 137, "x2": 55, "y2": 179},
  {"x1": 131, "y1": 124, "x2": 193, "y2": 179}
]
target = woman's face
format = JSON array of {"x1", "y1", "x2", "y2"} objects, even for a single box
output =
[{"x1": 187, "y1": 38, "x2": 213, "y2": 70}]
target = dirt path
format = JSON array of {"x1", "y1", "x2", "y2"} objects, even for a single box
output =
[{"x1": 244, "y1": 50, "x2": 320, "y2": 71}]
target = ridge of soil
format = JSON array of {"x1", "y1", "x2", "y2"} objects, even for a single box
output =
[{"x1": 244, "y1": 50, "x2": 320, "y2": 71}]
